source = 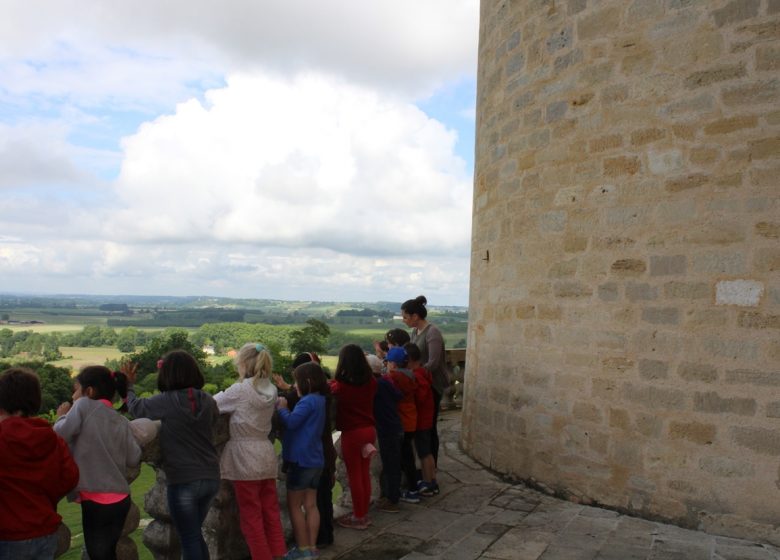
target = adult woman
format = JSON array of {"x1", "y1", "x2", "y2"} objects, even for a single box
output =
[{"x1": 401, "y1": 295, "x2": 448, "y2": 474}]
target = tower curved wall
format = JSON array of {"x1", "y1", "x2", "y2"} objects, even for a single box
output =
[{"x1": 463, "y1": 0, "x2": 780, "y2": 542}]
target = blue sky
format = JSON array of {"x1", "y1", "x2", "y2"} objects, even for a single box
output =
[{"x1": 0, "y1": 0, "x2": 478, "y2": 305}]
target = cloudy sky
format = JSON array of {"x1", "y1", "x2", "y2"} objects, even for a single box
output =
[{"x1": 0, "y1": 0, "x2": 478, "y2": 306}]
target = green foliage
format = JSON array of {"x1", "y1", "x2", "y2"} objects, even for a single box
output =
[
  {"x1": 127, "y1": 329, "x2": 208, "y2": 382},
  {"x1": 0, "y1": 360, "x2": 73, "y2": 414},
  {"x1": 190, "y1": 322, "x2": 293, "y2": 353},
  {"x1": 0, "y1": 328, "x2": 63, "y2": 360},
  {"x1": 289, "y1": 318, "x2": 330, "y2": 355},
  {"x1": 325, "y1": 329, "x2": 374, "y2": 354},
  {"x1": 116, "y1": 327, "x2": 139, "y2": 352}
]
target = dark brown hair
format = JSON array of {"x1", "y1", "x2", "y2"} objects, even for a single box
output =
[
  {"x1": 76, "y1": 365, "x2": 129, "y2": 401},
  {"x1": 0, "y1": 367, "x2": 41, "y2": 416},
  {"x1": 404, "y1": 342, "x2": 422, "y2": 363},
  {"x1": 334, "y1": 344, "x2": 372, "y2": 386},
  {"x1": 157, "y1": 350, "x2": 204, "y2": 391},
  {"x1": 385, "y1": 328, "x2": 410, "y2": 346},
  {"x1": 401, "y1": 295, "x2": 428, "y2": 319},
  {"x1": 293, "y1": 362, "x2": 329, "y2": 396}
]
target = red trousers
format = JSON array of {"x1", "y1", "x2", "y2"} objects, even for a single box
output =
[
  {"x1": 341, "y1": 425, "x2": 376, "y2": 519},
  {"x1": 233, "y1": 480, "x2": 286, "y2": 560}
]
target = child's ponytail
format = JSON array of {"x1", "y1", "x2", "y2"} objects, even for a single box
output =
[{"x1": 235, "y1": 342, "x2": 273, "y2": 388}]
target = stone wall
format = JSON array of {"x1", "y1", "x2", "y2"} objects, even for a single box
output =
[{"x1": 463, "y1": 0, "x2": 779, "y2": 544}]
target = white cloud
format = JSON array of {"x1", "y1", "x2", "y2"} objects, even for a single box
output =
[{"x1": 112, "y1": 72, "x2": 472, "y2": 257}]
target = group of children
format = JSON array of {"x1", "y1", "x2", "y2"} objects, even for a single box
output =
[{"x1": 0, "y1": 297, "x2": 446, "y2": 560}]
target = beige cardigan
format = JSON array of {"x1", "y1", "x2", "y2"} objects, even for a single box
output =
[{"x1": 214, "y1": 378, "x2": 278, "y2": 481}]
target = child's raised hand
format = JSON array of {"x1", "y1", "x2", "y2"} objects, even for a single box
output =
[
  {"x1": 272, "y1": 373, "x2": 291, "y2": 391},
  {"x1": 56, "y1": 402, "x2": 71, "y2": 418},
  {"x1": 276, "y1": 396, "x2": 288, "y2": 410},
  {"x1": 120, "y1": 361, "x2": 139, "y2": 384}
]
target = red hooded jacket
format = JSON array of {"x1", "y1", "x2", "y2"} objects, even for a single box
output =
[{"x1": 0, "y1": 416, "x2": 79, "y2": 540}]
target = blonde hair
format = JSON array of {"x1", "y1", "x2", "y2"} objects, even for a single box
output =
[{"x1": 235, "y1": 343, "x2": 273, "y2": 388}]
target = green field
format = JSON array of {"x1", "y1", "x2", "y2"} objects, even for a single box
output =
[
  {"x1": 58, "y1": 463, "x2": 156, "y2": 560},
  {"x1": 51, "y1": 347, "x2": 130, "y2": 373}
]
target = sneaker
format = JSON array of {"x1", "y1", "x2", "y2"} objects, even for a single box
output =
[
  {"x1": 417, "y1": 479, "x2": 440, "y2": 496},
  {"x1": 337, "y1": 514, "x2": 369, "y2": 530},
  {"x1": 284, "y1": 547, "x2": 306, "y2": 560},
  {"x1": 361, "y1": 442, "x2": 377, "y2": 459},
  {"x1": 400, "y1": 490, "x2": 421, "y2": 504}
]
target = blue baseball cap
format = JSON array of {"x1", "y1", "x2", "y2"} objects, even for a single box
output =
[{"x1": 386, "y1": 346, "x2": 408, "y2": 364}]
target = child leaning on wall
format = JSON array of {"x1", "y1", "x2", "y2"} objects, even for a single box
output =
[
  {"x1": 0, "y1": 367, "x2": 79, "y2": 560},
  {"x1": 276, "y1": 361, "x2": 328, "y2": 560},
  {"x1": 124, "y1": 351, "x2": 220, "y2": 560},
  {"x1": 213, "y1": 343, "x2": 286, "y2": 560},
  {"x1": 54, "y1": 366, "x2": 142, "y2": 560}
]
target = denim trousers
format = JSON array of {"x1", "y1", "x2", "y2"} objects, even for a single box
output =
[
  {"x1": 167, "y1": 478, "x2": 220, "y2": 560},
  {"x1": 0, "y1": 532, "x2": 58, "y2": 560},
  {"x1": 82, "y1": 495, "x2": 132, "y2": 560}
]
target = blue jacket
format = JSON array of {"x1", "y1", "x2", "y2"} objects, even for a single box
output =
[
  {"x1": 374, "y1": 376, "x2": 402, "y2": 438},
  {"x1": 278, "y1": 393, "x2": 325, "y2": 468}
]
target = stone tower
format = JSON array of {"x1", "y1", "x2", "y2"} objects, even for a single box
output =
[{"x1": 463, "y1": 0, "x2": 779, "y2": 543}]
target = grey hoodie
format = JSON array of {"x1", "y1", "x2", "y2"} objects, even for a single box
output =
[{"x1": 127, "y1": 387, "x2": 220, "y2": 485}]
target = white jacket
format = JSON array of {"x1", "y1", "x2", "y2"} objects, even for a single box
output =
[{"x1": 214, "y1": 378, "x2": 278, "y2": 480}]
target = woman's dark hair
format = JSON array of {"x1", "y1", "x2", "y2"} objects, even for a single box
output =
[
  {"x1": 0, "y1": 367, "x2": 41, "y2": 416},
  {"x1": 404, "y1": 342, "x2": 422, "y2": 363},
  {"x1": 76, "y1": 365, "x2": 129, "y2": 402},
  {"x1": 401, "y1": 295, "x2": 428, "y2": 319},
  {"x1": 293, "y1": 362, "x2": 329, "y2": 396},
  {"x1": 334, "y1": 344, "x2": 372, "y2": 386},
  {"x1": 157, "y1": 350, "x2": 204, "y2": 391},
  {"x1": 385, "y1": 328, "x2": 410, "y2": 347},
  {"x1": 378, "y1": 340, "x2": 389, "y2": 353}
]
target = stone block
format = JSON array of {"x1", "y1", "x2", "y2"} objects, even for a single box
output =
[
  {"x1": 684, "y1": 64, "x2": 746, "y2": 88},
  {"x1": 691, "y1": 251, "x2": 746, "y2": 274},
  {"x1": 689, "y1": 146, "x2": 720, "y2": 165},
  {"x1": 638, "y1": 359, "x2": 669, "y2": 380},
  {"x1": 554, "y1": 282, "x2": 593, "y2": 298},
  {"x1": 699, "y1": 456, "x2": 755, "y2": 477},
  {"x1": 573, "y1": 402, "x2": 603, "y2": 423},
  {"x1": 604, "y1": 156, "x2": 641, "y2": 176},
  {"x1": 598, "y1": 282, "x2": 619, "y2": 302},
  {"x1": 642, "y1": 307, "x2": 679, "y2": 325},
  {"x1": 702, "y1": 337, "x2": 758, "y2": 361},
  {"x1": 649, "y1": 255, "x2": 686, "y2": 276},
  {"x1": 713, "y1": 0, "x2": 761, "y2": 27},
  {"x1": 631, "y1": 128, "x2": 665, "y2": 145},
  {"x1": 648, "y1": 150, "x2": 684, "y2": 174},
  {"x1": 738, "y1": 311, "x2": 780, "y2": 329},
  {"x1": 589, "y1": 134, "x2": 623, "y2": 153},
  {"x1": 626, "y1": 283, "x2": 658, "y2": 301},
  {"x1": 755, "y1": 222, "x2": 780, "y2": 238},
  {"x1": 678, "y1": 362, "x2": 718, "y2": 383},
  {"x1": 664, "y1": 281, "x2": 710, "y2": 300},
  {"x1": 612, "y1": 259, "x2": 647, "y2": 275},
  {"x1": 722, "y1": 79, "x2": 779, "y2": 106},
  {"x1": 623, "y1": 383, "x2": 686, "y2": 410},
  {"x1": 725, "y1": 369, "x2": 780, "y2": 386},
  {"x1": 578, "y1": 6, "x2": 622, "y2": 40},
  {"x1": 669, "y1": 421, "x2": 716, "y2": 445},
  {"x1": 694, "y1": 392, "x2": 757, "y2": 415},
  {"x1": 755, "y1": 247, "x2": 780, "y2": 272},
  {"x1": 704, "y1": 115, "x2": 759, "y2": 135},
  {"x1": 732, "y1": 426, "x2": 780, "y2": 455},
  {"x1": 665, "y1": 173, "x2": 709, "y2": 192},
  {"x1": 767, "y1": 402, "x2": 780, "y2": 418},
  {"x1": 716, "y1": 280, "x2": 764, "y2": 306}
]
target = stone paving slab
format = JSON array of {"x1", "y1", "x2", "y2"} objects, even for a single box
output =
[{"x1": 320, "y1": 410, "x2": 780, "y2": 560}]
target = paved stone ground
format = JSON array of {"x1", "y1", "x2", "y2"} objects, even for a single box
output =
[{"x1": 320, "y1": 409, "x2": 780, "y2": 560}]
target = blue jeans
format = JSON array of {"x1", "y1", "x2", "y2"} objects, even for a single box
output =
[
  {"x1": 167, "y1": 479, "x2": 220, "y2": 560},
  {"x1": 0, "y1": 532, "x2": 57, "y2": 560}
]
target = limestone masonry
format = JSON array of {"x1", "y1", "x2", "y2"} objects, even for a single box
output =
[{"x1": 463, "y1": 0, "x2": 780, "y2": 544}]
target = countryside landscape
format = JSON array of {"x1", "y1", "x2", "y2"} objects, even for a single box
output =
[{"x1": 1, "y1": 292, "x2": 467, "y2": 559}]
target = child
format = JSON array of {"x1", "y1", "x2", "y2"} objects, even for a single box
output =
[
  {"x1": 405, "y1": 343, "x2": 438, "y2": 496},
  {"x1": 213, "y1": 343, "x2": 286, "y2": 560},
  {"x1": 124, "y1": 351, "x2": 220, "y2": 560},
  {"x1": 54, "y1": 366, "x2": 142, "y2": 560},
  {"x1": 384, "y1": 347, "x2": 420, "y2": 504},
  {"x1": 366, "y1": 354, "x2": 403, "y2": 513},
  {"x1": 273, "y1": 352, "x2": 337, "y2": 550},
  {"x1": 276, "y1": 362, "x2": 328, "y2": 560},
  {"x1": 0, "y1": 367, "x2": 79, "y2": 560},
  {"x1": 329, "y1": 344, "x2": 377, "y2": 530}
]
